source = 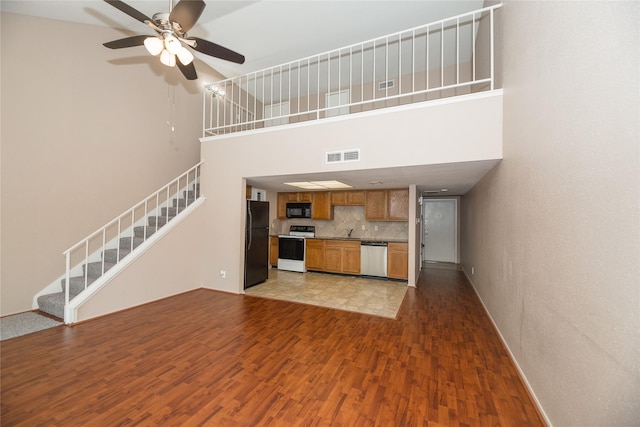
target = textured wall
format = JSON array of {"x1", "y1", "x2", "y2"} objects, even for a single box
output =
[
  {"x1": 461, "y1": 2, "x2": 639, "y2": 425},
  {"x1": 0, "y1": 13, "x2": 217, "y2": 315}
]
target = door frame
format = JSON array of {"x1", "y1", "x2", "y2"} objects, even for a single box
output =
[{"x1": 421, "y1": 197, "x2": 459, "y2": 264}]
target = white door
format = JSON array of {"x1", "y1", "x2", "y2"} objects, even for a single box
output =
[
  {"x1": 423, "y1": 199, "x2": 457, "y2": 263},
  {"x1": 264, "y1": 102, "x2": 290, "y2": 127},
  {"x1": 325, "y1": 90, "x2": 349, "y2": 117}
]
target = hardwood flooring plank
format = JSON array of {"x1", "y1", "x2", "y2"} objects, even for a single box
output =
[{"x1": 1, "y1": 269, "x2": 544, "y2": 426}]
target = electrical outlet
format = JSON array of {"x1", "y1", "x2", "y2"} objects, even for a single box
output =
[
  {"x1": 361, "y1": 224, "x2": 365, "y2": 230},
  {"x1": 471, "y1": 267, "x2": 475, "y2": 275},
  {"x1": 374, "y1": 225, "x2": 378, "y2": 231},
  {"x1": 220, "y1": 270, "x2": 226, "y2": 278}
]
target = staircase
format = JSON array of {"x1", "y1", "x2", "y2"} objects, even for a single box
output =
[{"x1": 37, "y1": 176, "x2": 201, "y2": 320}]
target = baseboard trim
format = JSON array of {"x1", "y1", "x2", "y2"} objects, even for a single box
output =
[{"x1": 461, "y1": 267, "x2": 552, "y2": 427}]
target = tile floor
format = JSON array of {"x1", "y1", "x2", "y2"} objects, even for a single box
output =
[{"x1": 244, "y1": 269, "x2": 408, "y2": 318}]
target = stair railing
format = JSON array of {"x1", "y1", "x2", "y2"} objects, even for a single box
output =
[{"x1": 62, "y1": 161, "x2": 203, "y2": 310}]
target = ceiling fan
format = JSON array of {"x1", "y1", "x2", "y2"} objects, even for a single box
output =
[{"x1": 102, "y1": 0, "x2": 245, "y2": 80}]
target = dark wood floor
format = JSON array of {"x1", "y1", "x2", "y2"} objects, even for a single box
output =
[{"x1": 1, "y1": 268, "x2": 544, "y2": 426}]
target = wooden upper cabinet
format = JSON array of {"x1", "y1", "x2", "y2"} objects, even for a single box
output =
[
  {"x1": 346, "y1": 191, "x2": 366, "y2": 206},
  {"x1": 277, "y1": 193, "x2": 288, "y2": 219},
  {"x1": 365, "y1": 189, "x2": 409, "y2": 221},
  {"x1": 331, "y1": 190, "x2": 365, "y2": 206},
  {"x1": 297, "y1": 192, "x2": 312, "y2": 202},
  {"x1": 387, "y1": 242, "x2": 408, "y2": 280},
  {"x1": 387, "y1": 189, "x2": 409, "y2": 221},
  {"x1": 312, "y1": 191, "x2": 333, "y2": 220},
  {"x1": 365, "y1": 190, "x2": 388, "y2": 221}
]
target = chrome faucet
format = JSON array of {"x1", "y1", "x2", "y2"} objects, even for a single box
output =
[{"x1": 348, "y1": 228, "x2": 354, "y2": 238}]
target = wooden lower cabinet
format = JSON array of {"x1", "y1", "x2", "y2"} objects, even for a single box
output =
[
  {"x1": 387, "y1": 242, "x2": 408, "y2": 280},
  {"x1": 305, "y1": 239, "x2": 325, "y2": 271},
  {"x1": 269, "y1": 236, "x2": 279, "y2": 267},
  {"x1": 341, "y1": 244, "x2": 361, "y2": 274},
  {"x1": 324, "y1": 240, "x2": 361, "y2": 274}
]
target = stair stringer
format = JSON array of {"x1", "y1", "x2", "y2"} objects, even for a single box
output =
[{"x1": 64, "y1": 196, "x2": 206, "y2": 324}]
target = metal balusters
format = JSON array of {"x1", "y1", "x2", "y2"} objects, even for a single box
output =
[{"x1": 203, "y1": 4, "x2": 501, "y2": 136}]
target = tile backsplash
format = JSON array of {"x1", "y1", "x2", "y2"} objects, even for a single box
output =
[{"x1": 274, "y1": 206, "x2": 408, "y2": 240}]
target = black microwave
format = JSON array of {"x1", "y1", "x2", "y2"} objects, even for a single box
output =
[{"x1": 286, "y1": 203, "x2": 312, "y2": 218}]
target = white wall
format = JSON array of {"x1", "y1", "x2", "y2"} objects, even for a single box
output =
[
  {"x1": 200, "y1": 93, "x2": 503, "y2": 294},
  {"x1": 461, "y1": 2, "x2": 639, "y2": 425}
]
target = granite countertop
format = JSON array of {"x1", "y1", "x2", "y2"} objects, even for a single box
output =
[
  {"x1": 270, "y1": 235, "x2": 408, "y2": 243},
  {"x1": 312, "y1": 236, "x2": 408, "y2": 243}
]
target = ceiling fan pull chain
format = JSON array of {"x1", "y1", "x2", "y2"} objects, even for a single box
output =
[{"x1": 167, "y1": 85, "x2": 176, "y2": 132}]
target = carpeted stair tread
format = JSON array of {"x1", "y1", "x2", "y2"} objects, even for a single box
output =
[
  {"x1": 148, "y1": 216, "x2": 172, "y2": 227},
  {"x1": 84, "y1": 261, "x2": 117, "y2": 277},
  {"x1": 62, "y1": 275, "x2": 97, "y2": 295},
  {"x1": 103, "y1": 247, "x2": 131, "y2": 263},
  {"x1": 37, "y1": 292, "x2": 72, "y2": 319},
  {"x1": 119, "y1": 236, "x2": 145, "y2": 250},
  {"x1": 173, "y1": 197, "x2": 195, "y2": 208},
  {"x1": 161, "y1": 207, "x2": 183, "y2": 217},
  {"x1": 134, "y1": 225, "x2": 160, "y2": 238}
]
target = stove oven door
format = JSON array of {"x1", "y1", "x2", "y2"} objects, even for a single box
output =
[{"x1": 277, "y1": 236, "x2": 306, "y2": 272}]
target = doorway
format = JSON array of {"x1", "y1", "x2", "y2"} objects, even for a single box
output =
[{"x1": 422, "y1": 198, "x2": 458, "y2": 264}]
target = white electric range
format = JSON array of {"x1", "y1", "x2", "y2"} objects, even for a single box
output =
[{"x1": 277, "y1": 225, "x2": 315, "y2": 272}]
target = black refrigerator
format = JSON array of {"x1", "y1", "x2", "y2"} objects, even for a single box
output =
[{"x1": 244, "y1": 200, "x2": 270, "y2": 289}]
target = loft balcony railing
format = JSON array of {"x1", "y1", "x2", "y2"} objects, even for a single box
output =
[{"x1": 203, "y1": 4, "x2": 501, "y2": 137}]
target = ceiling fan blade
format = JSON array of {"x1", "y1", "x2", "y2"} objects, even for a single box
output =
[
  {"x1": 103, "y1": 0, "x2": 152, "y2": 24},
  {"x1": 103, "y1": 35, "x2": 148, "y2": 49},
  {"x1": 169, "y1": 0, "x2": 206, "y2": 33},
  {"x1": 188, "y1": 37, "x2": 245, "y2": 64},
  {"x1": 177, "y1": 61, "x2": 198, "y2": 80}
]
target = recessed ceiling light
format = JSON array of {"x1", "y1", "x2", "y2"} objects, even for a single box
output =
[{"x1": 284, "y1": 180, "x2": 353, "y2": 190}]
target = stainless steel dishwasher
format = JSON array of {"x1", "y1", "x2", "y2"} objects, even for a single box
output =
[{"x1": 360, "y1": 241, "x2": 388, "y2": 277}]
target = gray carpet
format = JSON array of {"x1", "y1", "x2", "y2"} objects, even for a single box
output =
[{"x1": 1, "y1": 312, "x2": 63, "y2": 341}]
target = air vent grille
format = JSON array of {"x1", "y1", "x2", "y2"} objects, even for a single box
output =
[
  {"x1": 326, "y1": 149, "x2": 360, "y2": 164},
  {"x1": 378, "y1": 80, "x2": 395, "y2": 90}
]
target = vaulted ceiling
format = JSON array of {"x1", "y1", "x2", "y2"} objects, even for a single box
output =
[{"x1": 1, "y1": 0, "x2": 483, "y2": 79}]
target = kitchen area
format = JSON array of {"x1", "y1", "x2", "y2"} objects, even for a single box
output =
[
  {"x1": 243, "y1": 186, "x2": 411, "y2": 318},
  {"x1": 262, "y1": 188, "x2": 410, "y2": 285}
]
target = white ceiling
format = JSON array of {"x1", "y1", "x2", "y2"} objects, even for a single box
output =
[
  {"x1": 1, "y1": 0, "x2": 497, "y2": 195},
  {"x1": 247, "y1": 160, "x2": 500, "y2": 195},
  {"x1": 0, "y1": 0, "x2": 484, "y2": 78}
]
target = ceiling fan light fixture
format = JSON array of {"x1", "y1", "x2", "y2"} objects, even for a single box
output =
[
  {"x1": 160, "y1": 49, "x2": 176, "y2": 67},
  {"x1": 143, "y1": 37, "x2": 164, "y2": 56},
  {"x1": 163, "y1": 34, "x2": 182, "y2": 55},
  {"x1": 177, "y1": 47, "x2": 194, "y2": 65}
]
